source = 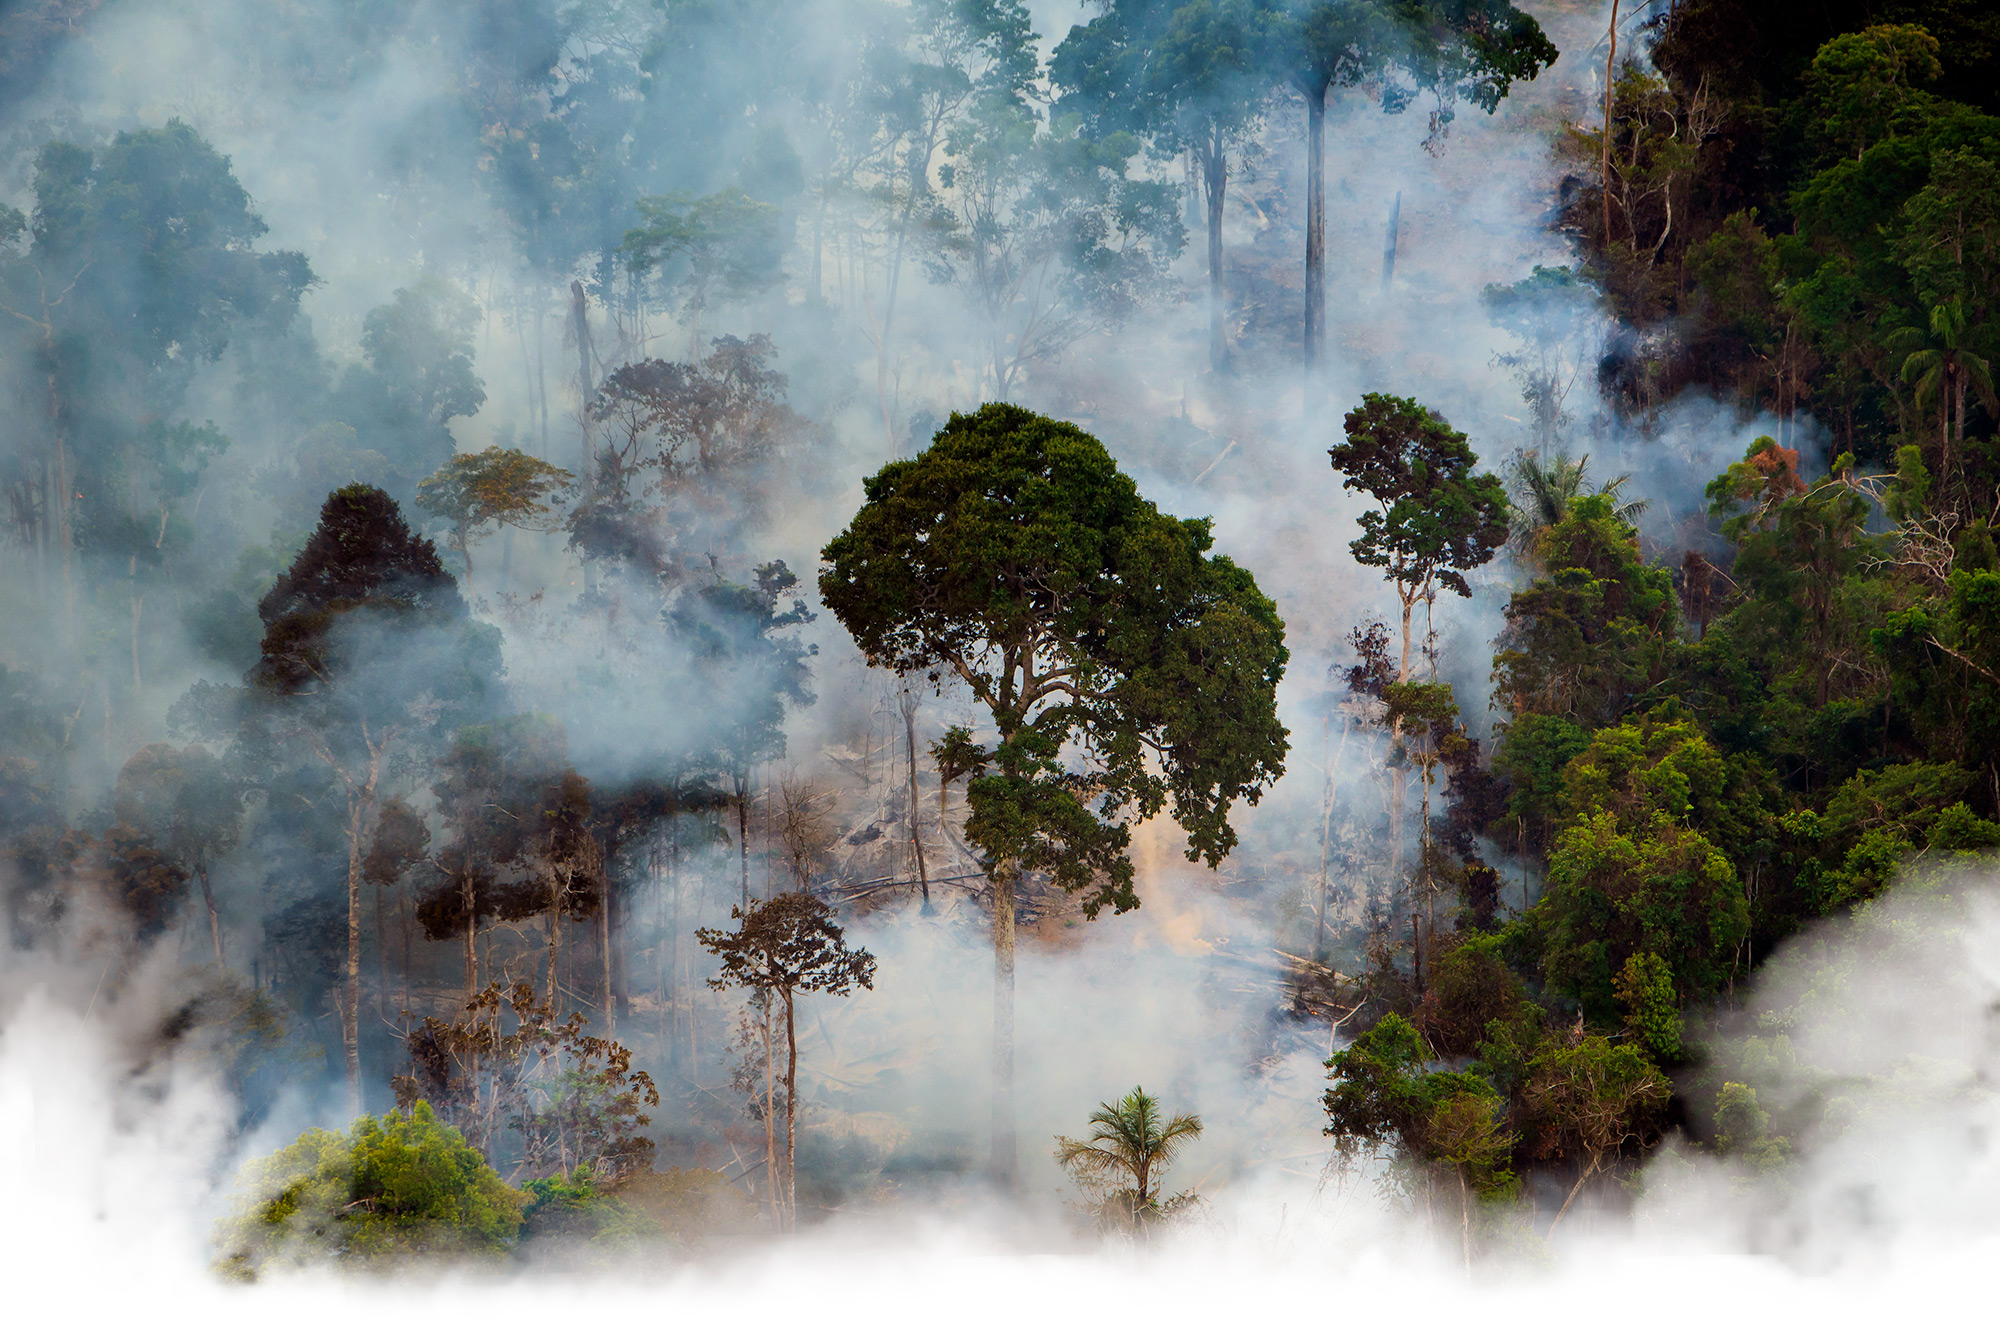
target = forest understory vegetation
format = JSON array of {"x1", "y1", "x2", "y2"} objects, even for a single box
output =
[{"x1": 2, "y1": 0, "x2": 2000, "y2": 1282}]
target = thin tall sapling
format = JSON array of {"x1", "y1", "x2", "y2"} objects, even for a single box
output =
[
  {"x1": 821, "y1": 404, "x2": 1289, "y2": 1186},
  {"x1": 1329, "y1": 394, "x2": 1505, "y2": 883},
  {"x1": 697, "y1": 891, "x2": 877, "y2": 1231}
]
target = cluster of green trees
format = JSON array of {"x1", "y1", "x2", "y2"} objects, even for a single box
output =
[{"x1": 1574, "y1": 2, "x2": 2000, "y2": 460}]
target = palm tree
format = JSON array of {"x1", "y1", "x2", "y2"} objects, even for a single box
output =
[
  {"x1": 1505, "y1": 449, "x2": 1649, "y2": 564},
  {"x1": 1889, "y1": 297, "x2": 1997, "y2": 478},
  {"x1": 1053, "y1": 1086, "x2": 1204, "y2": 1234}
]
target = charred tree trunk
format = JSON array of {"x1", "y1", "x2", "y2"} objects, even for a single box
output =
[
  {"x1": 1201, "y1": 124, "x2": 1230, "y2": 373},
  {"x1": 1304, "y1": 85, "x2": 1327, "y2": 387}
]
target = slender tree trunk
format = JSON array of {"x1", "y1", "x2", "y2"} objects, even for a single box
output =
[
  {"x1": 601, "y1": 876, "x2": 614, "y2": 1034},
  {"x1": 129, "y1": 574, "x2": 143, "y2": 694},
  {"x1": 736, "y1": 771, "x2": 752, "y2": 907},
  {"x1": 991, "y1": 859, "x2": 1018, "y2": 1189},
  {"x1": 571, "y1": 279, "x2": 595, "y2": 492},
  {"x1": 1546, "y1": 1155, "x2": 1598, "y2": 1240},
  {"x1": 783, "y1": 986, "x2": 799, "y2": 1232},
  {"x1": 344, "y1": 787, "x2": 371, "y2": 1115},
  {"x1": 462, "y1": 869, "x2": 478, "y2": 995},
  {"x1": 1202, "y1": 127, "x2": 1229, "y2": 373},
  {"x1": 1390, "y1": 592, "x2": 1416, "y2": 887},
  {"x1": 762, "y1": 990, "x2": 780, "y2": 1225},
  {"x1": 374, "y1": 877, "x2": 390, "y2": 1023},
  {"x1": 902, "y1": 691, "x2": 931, "y2": 912},
  {"x1": 1304, "y1": 84, "x2": 1327, "y2": 390},
  {"x1": 1314, "y1": 713, "x2": 1352, "y2": 959},
  {"x1": 198, "y1": 858, "x2": 223, "y2": 963},
  {"x1": 1382, "y1": 191, "x2": 1401, "y2": 292},
  {"x1": 547, "y1": 873, "x2": 563, "y2": 1004},
  {"x1": 401, "y1": 880, "x2": 412, "y2": 1016},
  {"x1": 1601, "y1": 0, "x2": 1621, "y2": 247}
]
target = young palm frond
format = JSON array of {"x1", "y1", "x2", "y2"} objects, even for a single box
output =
[
  {"x1": 1504, "y1": 450, "x2": 1648, "y2": 563},
  {"x1": 1054, "y1": 1086, "x2": 1203, "y2": 1233}
]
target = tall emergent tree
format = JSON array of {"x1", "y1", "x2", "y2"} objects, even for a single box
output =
[
  {"x1": 820, "y1": 404, "x2": 1289, "y2": 1185},
  {"x1": 248, "y1": 484, "x2": 499, "y2": 1110},
  {"x1": 1273, "y1": 0, "x2": 1556, "y2": 381},
  {"x1": 698, "y1": 892, "x2": 877, "y2": 1231},
  {"x1": 1330, "y1": 393, "x2": 1507, "y2": 684}
]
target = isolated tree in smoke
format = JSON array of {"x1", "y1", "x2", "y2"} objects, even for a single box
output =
[
  {"x1": 247, "y1": 483, "x2": 499, "y2": 1111},
  {"x1": 416, "y1": 446, "x2": 574, "y2": 586},
  {"x1": 698, "y1": 891, "x2": 877, "y2": 1230},
  {"x1": 1054, "y1": 1085, "x2": 1204, "y2": 1234},
  {"x1": 820, "y1": 404, "x2": 1289, "y2": 1186}
]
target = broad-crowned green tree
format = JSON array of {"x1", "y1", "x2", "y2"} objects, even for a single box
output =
[
  {"x1": 1493, "y1": 493, "x2": 1676, "y2": 730},
  {"x1": 1052, "y1": 0, "x2": 1271, "y2": 371},
  {"x1": 698, "y1": 892, "x2": 877, "y2": 1230},
  {"x1": 1324, "y1": 1010, "x2": 1516, "y2": 1262},
  {"x1": 1331, "y1": 394, "x2": 1508, "y2": 683},
  {"x1": 1272, "y1": 0, "x2": 1556, "y2": 379},
  {"x1": 416, "y1": 446, "x2": 574, "y2": 586},
  {"x1": 1525, "y1": 709, "x2": 1756, "y2": 1018},
  {"x1": 1053, "y1": 1085, "x2": 1205, "y2": 1235},
  {"x1": 820, "y1": 404, "x2": 1289, "y2": 1185},
  {"x1": 246, "y1": 484, "x2": 499, "y2": 1111}
]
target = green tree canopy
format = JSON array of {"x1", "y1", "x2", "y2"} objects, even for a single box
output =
[
  {"x1": 1330, "y1": 392, "x2": 1508, "y2": 680},
  {"x1": 416, "y1": 446, "x2": 575, "y2": 583}
]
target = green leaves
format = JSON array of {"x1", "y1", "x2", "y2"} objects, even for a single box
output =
[
  {"x1": 1330, "y1": 392, "x2": 1507, "y2": 603},
  {"x1": 820, "y1": 403, "x2": 1288, "y2": 915},
  {"x1": 212, "y1": 1102, "x2": 526, "y2": 1279}
]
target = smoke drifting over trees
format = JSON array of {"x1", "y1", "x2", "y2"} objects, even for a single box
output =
[{"x1": 2, "y1": 0, "x2": 2000, "y2": 1297}]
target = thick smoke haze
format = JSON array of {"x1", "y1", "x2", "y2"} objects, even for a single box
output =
[{"x1": 4, "y1": 0, "x2": 1993, "y2": 1306}]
